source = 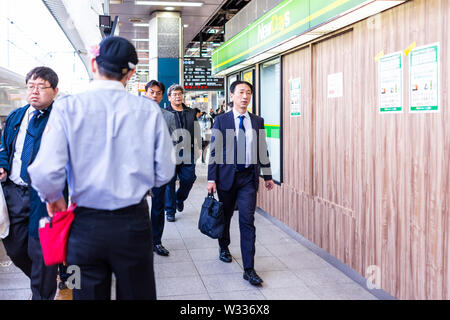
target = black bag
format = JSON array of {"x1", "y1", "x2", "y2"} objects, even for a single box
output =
[{"x1": 198, "y1": 193, "x2": 224, "y2": 239}]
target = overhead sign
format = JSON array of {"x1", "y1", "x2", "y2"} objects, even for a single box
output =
[
  {"x1": 212, "y1": 0, "x2": 406, "y2": 74},
  {"x1": 183, "y1": 58, "x2": 224, "y2": 91}
]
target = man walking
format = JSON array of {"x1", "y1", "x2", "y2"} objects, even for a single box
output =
[
  {"x1": 207, "y1": 80, "x2": 274, "y2": 286},
  {"x1": 144, "y1": 80, "x2": 175, "y2": 256},
  {"x1": 28, "y1": 36, "x2": 174, "y2": 300},
  {"x1": 165, "y1": 84, "x2": 201, "y2": 222},
  {"x1": 0, "y1": 66, "x2": 60, "y2": 299}
]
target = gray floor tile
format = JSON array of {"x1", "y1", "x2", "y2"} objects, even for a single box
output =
[
  {"x1": 293, "y1": 266, "x2": 356, "y2": 287},
  {"x1": 260, "y1": 286, "x2": 320, "y2": 300},
  {"x1": 159, "y1": 293, "x2": 211, "y2": 300},
  {"x1": 183, "y1": 236, "x2": 218, "y2": 249},
  {"x1": 257, "y1": 270, "x2": 309, "y2": 290},
  {"x1": 155, "y1": 261, "x2": 199, "y2": 278},
  {"x1": 0, "y1": 288, "x2": 31, "y2": 300},
  {"x1": 236, "y1": 256, "x2": 288, "y2": 272},
  {"x1": 277, "y1": 251, "x2": 333, "y2": 270},
  {"x1": 209, "y1": 290, "x2": 266, "y2": 300},
  {"x1": 202, "y1": 273, "x2": 257, "y2": 293},
  {"x1": 155, "y1": 275, "x2": 207, "y2": 297},
  {"x1": 193, "y1": 259, "x2": 243, "y2": 276},
  {"x1": 162, "y1": 239, "x2": 187, "y2": 250},
  {"x1": 154, "y1": 249, "x2": 192, "y2": 264},
  {"x1": 0, "y1": 272, "x2": 30, "y2": 290},
  {"x1": 264, "y1": 243, "x2": 310, "y2": 257},
  {"x1": 189, "y1": 248, "x2": 220, "y2": 261}
]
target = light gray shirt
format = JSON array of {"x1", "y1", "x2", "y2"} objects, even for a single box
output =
[{"x1": 28, "y1": 80, "x2": 175, "y2": 210}]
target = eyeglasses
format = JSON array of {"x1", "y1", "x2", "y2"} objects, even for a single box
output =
[
  {"x1": 171, "y1": 93, "x2": 183, "y2": 97},
  {"x1": 26, "y1": 85, "x2": 52, "y2": 92}
]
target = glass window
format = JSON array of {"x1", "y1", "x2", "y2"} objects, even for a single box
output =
[
  {"x1": 241, "y1": 68, "x2": 254, "y2": 113},
  {"x1": 259, "y1": 58, "x2": 282, "y2": 183}
]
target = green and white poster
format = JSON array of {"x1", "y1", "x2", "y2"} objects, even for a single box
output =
[
  {"x1": 409, "y1": 43, "x2": 439, "y2": 113},
  {"x1": 378, "y1": 52, "x2": 403, "y2": 113},
  {"x1": 289, "y1": 78, "x2": 301, "y2": 117}
]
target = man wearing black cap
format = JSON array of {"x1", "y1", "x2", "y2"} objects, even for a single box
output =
[{"x1": 28, "y1": 36, "x2": 175, "y2": 300}]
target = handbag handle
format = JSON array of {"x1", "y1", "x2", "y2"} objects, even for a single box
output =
[{"x1": 208, "y1": 192, "x2": 215, "y2": 198}]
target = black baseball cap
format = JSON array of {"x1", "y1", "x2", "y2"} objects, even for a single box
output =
[{"x1": 95, "y1": 36, "x2": 139, "y2": 75}]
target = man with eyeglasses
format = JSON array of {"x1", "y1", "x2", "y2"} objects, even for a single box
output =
[
  {"x1": 165, "y1": 84, "x2": 201, "y2": 222},
  {"x1": 0, "y1": 66, "x2": 60, "y2": 299},
  {"x1": 144, "y1": 80, "x2": 176, "y2": 256}
]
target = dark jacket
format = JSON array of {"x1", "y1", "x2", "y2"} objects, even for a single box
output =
[
  {"x1": 207, "y1": 110, "x2": 272, "y2": 191},
  {"x1": 166, "y1": 103, "x2": 201, "y2": 163},
  {"x1": 0, "y1": 104, "x2": 66, "y2": 238}
]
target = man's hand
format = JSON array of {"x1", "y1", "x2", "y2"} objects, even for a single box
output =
[
  {"x1": 207, "y1": 182, "x2": 217, "y2": 194},
  {"x1": 0, "y1": 168, "x2": 7, "y2": 181},
  {"x1": 265, "y1": 180, "x2": 275, "y2": 191},
  {"x1": 46, "y1": 196, "x2": 67, "y2": 217}
]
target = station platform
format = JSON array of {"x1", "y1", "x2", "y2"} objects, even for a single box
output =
[{"x1": 0, "y1": 163, "x2": 378, "y2": 300}]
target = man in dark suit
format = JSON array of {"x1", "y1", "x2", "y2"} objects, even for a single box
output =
[{"x1": 207, "y1": 80, "x2": 274, "y2": 286}]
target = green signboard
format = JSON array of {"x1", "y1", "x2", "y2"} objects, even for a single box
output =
[{"x1": 212, "y1": 0, "x2": 367, "y2": 74}]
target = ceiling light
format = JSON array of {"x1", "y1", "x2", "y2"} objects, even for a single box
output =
[
  {"x1": 133, "y1": 23, "x2": 149, "y2": 27},
  {"x1": 132, "y1": 38, "x2": 149, "y2": 42},
  {"x1": 183, "y1": 24, "x2": 189, "y2": 28},
  {"x1": 165, "y1": 6, "x2": 175, "y2": 10},
  {"x1": 135, "y1": 1, "x2": 203, "y2": 7}
]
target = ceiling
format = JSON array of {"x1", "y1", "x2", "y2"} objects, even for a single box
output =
[
  {"x1": 109, "y1": 0, "x2": 250, "y2": 58},
  {"x1": 110, "y1": 0, "x2": 224, "y2": 52}
]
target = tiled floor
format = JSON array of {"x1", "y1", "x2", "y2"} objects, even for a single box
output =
[{"x1": 0, "y1": 162, "x2": 378, "y2": 300}]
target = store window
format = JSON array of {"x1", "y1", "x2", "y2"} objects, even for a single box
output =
[
  {"x1": 241, "y1": 68, "x2": 254, "y2": 113},
  {"x1": 226, "y1": 73, "x2": 239, "y2": 105},
  {"x1": 259, "y1": 58, "x2": 282, "y2": 183}
]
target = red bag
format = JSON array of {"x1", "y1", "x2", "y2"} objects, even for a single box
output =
[{"x1": 39, "y1": 203, "x2": 76, "y2": 266}]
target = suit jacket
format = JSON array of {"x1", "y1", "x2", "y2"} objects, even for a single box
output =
[
  {"x1": 207, "y1": 110, "x2": 272, "y2": 191},
  {"x1": 0, "y1": 103, "x2": 67, "y2": 238}
]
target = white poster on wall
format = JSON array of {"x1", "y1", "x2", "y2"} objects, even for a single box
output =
[
  {"x1": 289, "y1": 78, "x2": 301, "y2": 117},
  {"x1": 409, "y1": 43, "x2": 439, "y2": 113},
  {"x1": 328, "y1": 72, "x2": 343, "y2": 98},
  {"x1": 378, "y1": 52, "x2": 403, "y2": 113}
]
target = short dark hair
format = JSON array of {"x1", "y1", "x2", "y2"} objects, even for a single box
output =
[
  {"x1": 229, "y1": 80, "x2": 253, "y2": 94},
  {"x1": 26, "y1": 66, "x2": 59, "y2": 89},
  {"x1": 98, "y1": 66, "x2": 124, "y2": 81},
  {"x1": 194, "y1": 108, "x2": 201, "y2": 114},
  {"x1": 145, "y1": 80, "x2": 165, "y2": 93}
]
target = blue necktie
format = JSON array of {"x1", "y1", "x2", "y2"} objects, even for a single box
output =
[
  {"x1": 236, "y1": 115, "x2": 246, "y2": 171},
  {"x1": 20, "y1": 110, "x2": 40, "y2": 184}
]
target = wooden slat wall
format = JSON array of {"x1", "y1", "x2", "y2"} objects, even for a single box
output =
[{"x1": 256, "y1": 0, "x2": 450, "y2": 300}]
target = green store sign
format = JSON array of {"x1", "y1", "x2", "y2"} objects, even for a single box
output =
[{"x1": 212, "y1": 0, "x2": 367, "y2": 74}]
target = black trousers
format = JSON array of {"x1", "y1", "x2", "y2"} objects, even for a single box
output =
[
  {"x1": 66, "y1": 199, "x2": 156, "y2": 300},
  {"x1": 2, "y1": 180, "x2": 57, "y2": 300},
  {"x1": 217, "y1": 168, "x2": 257, "y2": 270}
]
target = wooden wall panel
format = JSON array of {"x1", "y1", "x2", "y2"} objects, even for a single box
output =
[{"x1": 256, "y1": 0, "x2": 449, "y2": 300}]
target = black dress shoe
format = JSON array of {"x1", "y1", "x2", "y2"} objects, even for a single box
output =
[
  {"x1": 153, "y1": 244, "x2": 170, "y2": 256},
  {"x1": 176, "y1": 201, "x2": 184, "y2": 212},
  {"x1": 219, "y1": 248, "x2": 232, "y2": 263},
  {"x1": 243, "y1": 269, "x2": 263, "y2": 286},
  {"x1": 166, "y1": 214, "x2": 175, "y2": 222}
]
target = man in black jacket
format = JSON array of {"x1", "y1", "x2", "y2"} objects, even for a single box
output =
[{"x1": 165, "y1": 84, "x2": 201, "y2": 222}]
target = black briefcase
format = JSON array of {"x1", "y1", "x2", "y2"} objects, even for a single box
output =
[{"x1": 198, "y1": 193, "x2": 224, "y2": 239}]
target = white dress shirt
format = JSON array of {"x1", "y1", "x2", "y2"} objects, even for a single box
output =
[
  {"x1": 10, "y1": 106, "x2": 36, "y2": 186},
  {"x1": 232, "y1": 108, "x2": 254, "y2": 167}
]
